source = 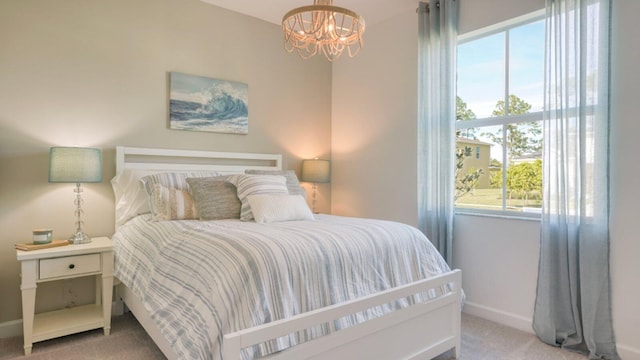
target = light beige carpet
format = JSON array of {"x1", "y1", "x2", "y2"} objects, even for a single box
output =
[
  {"x1": 0, "y1": 312, "x2": 586, "y2": 359},
  {"x1": 0, "y1": 312, "x2": 164, "y2": 360},
  {"x1": 433, "y1": 314, "x2": 587, "y2": 360}
]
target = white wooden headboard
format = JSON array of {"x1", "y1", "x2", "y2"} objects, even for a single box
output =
[{"x1": 115, "y1": 146, "x2": 283, "y2": 175}]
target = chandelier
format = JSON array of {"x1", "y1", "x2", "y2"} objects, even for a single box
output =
[{"x1": 282, "y1": 0, "x2": 365, "y2": 62}]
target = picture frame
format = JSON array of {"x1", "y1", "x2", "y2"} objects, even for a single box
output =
[{"x1": 169, "y1": 72, "x2": 248, "y2": 134}]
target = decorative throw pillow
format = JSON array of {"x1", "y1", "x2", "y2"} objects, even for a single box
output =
[
  {"x1": 140, "y1": 171, "x2": 219, "y2": 215},
  {"x1": 247, "y1": 194, "x2": 314, "y2": 224},
  {"x1": 150, "y1": 184, "x2": 198, "y2": 221},
  {"x1": 186, "y1": 176, "x2": 241, "y2": 220},
  {"x1": 245, "y1": 169, "x2": 306, "y2": 198},
  {"x1": 227, "y1": 174, "x2": 289, "y2": 221}
]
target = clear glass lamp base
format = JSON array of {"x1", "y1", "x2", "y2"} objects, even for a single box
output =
[{"x1": 69, "y1": 231, "x2": 91, "y2": 244}]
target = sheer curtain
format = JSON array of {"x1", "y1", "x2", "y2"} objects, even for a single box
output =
[
  {"x1": 417, "y1": 0, "x2": 458, "y2": 265},
  {"x1": 533, "y1": 0, "x2": 618, "y2": 359}
]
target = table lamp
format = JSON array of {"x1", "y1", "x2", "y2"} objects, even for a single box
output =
[
  {"x1": 48, "y1": 147, "x2": 102, "y2": 244},
  {"x1": 301, "y1": 158, "x2": 330, "y2": 213}
]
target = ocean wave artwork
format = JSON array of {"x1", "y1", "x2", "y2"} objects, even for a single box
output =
[{"x1": 169, "y1": 72, "x2": 248, "y2": 134}]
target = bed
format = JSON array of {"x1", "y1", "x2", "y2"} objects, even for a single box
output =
[{"x1": 111, "y1": 146, "x2": 462, "y2": 360}]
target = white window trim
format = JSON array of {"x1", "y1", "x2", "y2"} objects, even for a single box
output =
[
  {"x1": 455, "y1": 207, "x2": 541, "y2": 220},
  {"x1": 455, "y1": 9, "x2": 545, "y2": 219}
]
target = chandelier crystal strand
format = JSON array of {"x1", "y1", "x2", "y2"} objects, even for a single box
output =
[{"x1": 282, "y1": 0, "x2": 365, "y2": 61}]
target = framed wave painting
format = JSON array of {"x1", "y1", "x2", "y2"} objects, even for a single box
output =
[{"x1": 169, "y1": 72, "x2": 248, "y2": 134}]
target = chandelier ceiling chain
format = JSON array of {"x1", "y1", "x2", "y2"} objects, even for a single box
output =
[{"x1": 282, "y1": 0, "x2": 365, "y2": 62}]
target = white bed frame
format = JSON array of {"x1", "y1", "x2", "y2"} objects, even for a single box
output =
[{"x1": 113, "y1": 146, "x2": 461, "y2": 360}]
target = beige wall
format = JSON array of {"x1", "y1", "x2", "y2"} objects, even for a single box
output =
[
  {"x1": 331, "y1": 9, "x2": 419, "y2": 224},
  {"x1": 0, "y1": 0, "x2": 331, "y2": 324},
  {"x1": 332, "y1": 0, "x2": 640, "y2": 358}
]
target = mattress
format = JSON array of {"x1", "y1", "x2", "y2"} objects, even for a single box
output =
[{"x1": 112, "y1": 214, "x2": 452, "y2": 360}]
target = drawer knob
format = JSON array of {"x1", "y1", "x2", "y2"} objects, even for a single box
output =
[{"x1": 68, "y1": 264, "x2": 75, "y2": 269}]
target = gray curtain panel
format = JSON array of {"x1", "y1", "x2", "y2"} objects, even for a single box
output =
[
  {"x1": 417, "y1": 0, "x2": 458, "y2": 265},
  {"x1": 533, "y1": 0, "x2": 619, "y2": 359}
]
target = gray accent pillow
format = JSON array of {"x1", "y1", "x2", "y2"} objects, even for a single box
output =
[
  {"x1": 186, "y1": 176, "x2": 241, "y2": 220},
  {"x1": 244, "y1": 169, "x2": 306, "y2": 198}
]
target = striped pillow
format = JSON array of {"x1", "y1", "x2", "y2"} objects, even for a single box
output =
[
  {"x1": 244, "y1": 169, "x2": 306, "y2": 199},
  {"x1": 228, "y1": 174, "x2": 289, "y2": 221},
  {"x1": 141, "y1": 172, "x2": 219, "y2": 215},
  {"x1": 150, "y1": 184, "x2": 198, "y2": 221}
]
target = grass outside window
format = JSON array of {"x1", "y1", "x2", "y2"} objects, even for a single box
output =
[{"x1": 455, "y1": 188, "x2": 542, "y2": 212}]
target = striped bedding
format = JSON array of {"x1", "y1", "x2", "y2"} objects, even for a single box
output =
[{"x1": 113, "y1": 214, "x2": 452, "y2": 360}]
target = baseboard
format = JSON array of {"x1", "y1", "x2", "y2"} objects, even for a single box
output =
[
  {"x1": 0, "y1": 318, "x2": 22, "y2": 339},
  {"x1": 462, "y1": 301, "x2": 534, "y2": 334},
  {"x1": 618, "y1": 344, "x2": 640, "y2": 360}
]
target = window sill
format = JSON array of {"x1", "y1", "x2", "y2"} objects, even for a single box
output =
[{"x1": 454, "y1": 209, "x2": 541, "y2": 222}]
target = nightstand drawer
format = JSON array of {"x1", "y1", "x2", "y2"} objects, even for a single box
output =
[{"x1": 39, "y1": 254, "x2": 101, "y2": 280}]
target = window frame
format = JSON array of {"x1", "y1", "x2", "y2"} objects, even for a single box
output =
[{"x1": 455, "y1": 9, "x2": 545, "y2": 219}]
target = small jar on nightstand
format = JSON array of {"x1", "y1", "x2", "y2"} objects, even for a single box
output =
[{"x1": 15, "y1": 236, "x2": 114, "y2": 355}]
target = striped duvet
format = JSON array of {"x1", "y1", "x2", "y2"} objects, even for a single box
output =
[{"x1": 113, "y1": 214, "x2": 452, "y2": 360}]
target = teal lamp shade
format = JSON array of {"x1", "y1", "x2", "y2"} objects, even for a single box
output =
[
  {"x1": 49, "y1": 147, "x2": 102, "y2": 183},
  {"x1": 301, "y1": 158, "x2": 330, "y2": 214},
  {"x1": 48, "y1": 147, "x2": 102, "y2": 244},
  {"x1": 301, "y1": 159, "x2": 331, "y2": 183}
]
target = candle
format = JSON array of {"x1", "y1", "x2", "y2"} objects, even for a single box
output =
[{"x1": 32, "y1": 229, "x2": 53, "y2": 244}]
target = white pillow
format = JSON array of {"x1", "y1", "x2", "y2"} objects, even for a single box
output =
[
  {"x1": 227, "y1": 174, "x2": 289, "y2": 221},
  {"x1": 247, "y1": 194, "x2": 314, "y2": 224},
  {"x1": 111, "y1": 169, "x2": 153, "y2": 228},
  {"x1": 244, "y1": 169, "x2": 306, "y2": 199}
]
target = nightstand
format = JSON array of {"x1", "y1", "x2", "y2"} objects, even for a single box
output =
[{"x1": 16, "y1": 236, "x2": 114, "y2": 355}]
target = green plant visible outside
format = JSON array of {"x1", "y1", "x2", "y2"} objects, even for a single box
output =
[
  {"x1": 455, "y1": 96, "x2": 483, "y2": 201},
  {"x1": 455, "y1": 94, "x2": 543, "y2": 210},
  {"x1": 490, "y1": 160, "x2": 542, "y2": 207},
  {"x1": 455, "y1": 146, "x2": 484, "y2": 201},
  {"x1": 482, "y1": 94, "x2": 542, "y2": 160}
]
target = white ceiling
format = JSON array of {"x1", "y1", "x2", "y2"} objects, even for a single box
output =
[{"x1": 200, "y1": 0, "x2": 418, "y2": 27}]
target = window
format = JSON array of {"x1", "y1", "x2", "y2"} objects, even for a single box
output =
[{"x1": 455, "y1": 11, "x2": 544, "y2": 217}]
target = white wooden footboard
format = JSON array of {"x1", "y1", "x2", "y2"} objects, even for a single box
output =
[{"x1": 223, "y1": 269, "x2": 462, "y2": 360}]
